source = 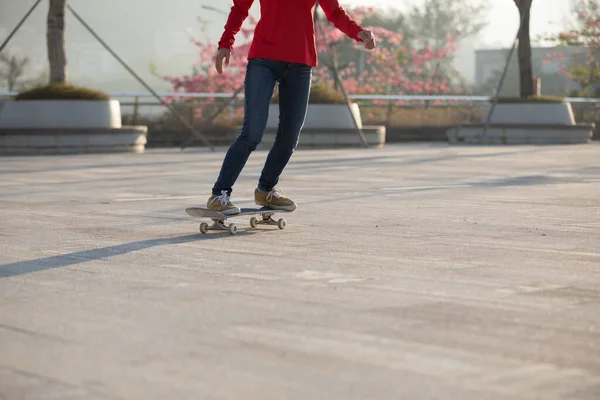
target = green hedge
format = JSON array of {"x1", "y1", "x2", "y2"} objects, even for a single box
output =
[
  {"x1": 16, "y1": 83, "x2": 109, "y2": 101},
  {"x1": 492, "y1": 95, "x2": 565, "y2": 104},
  {"x1": 272, "y1": 83, "x2": 346, "y2": 104}
]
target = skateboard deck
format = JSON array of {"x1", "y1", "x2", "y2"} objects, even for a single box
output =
[{"x1": 185, "y1": 206, "x2": 293, "y2": 235}]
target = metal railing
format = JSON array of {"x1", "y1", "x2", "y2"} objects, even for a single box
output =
[
  {"x1": 0, "y1": 92, "x2": 492, "y2": 130},
  {"x1": 2, "y1": 91, "x2": 599, "y2": 120},
  {"x1": 1, "y1": 91, "x2": 598, "y2": 147},
  {"x1": 2, "y1": 91, "x2": 600, "y2": 103}
]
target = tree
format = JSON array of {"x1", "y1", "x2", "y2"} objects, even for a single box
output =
[
  {"x1": 401, "y1": 0, "x2": 487, "y2": 45},
  {"x1": 571, "y1": 0, "x2": 600, "y2": 27},
  {"x1": 47, "y1": 0, "x2": 67, "y2": 83},
  {"x1": 361, "y1": 0, "x2": 488, "y2": 90},
  {"x1": 312, "y1": 7, "x2": 455, "y2": 97},
  {"x1": 10, "y1": 1, "x2": 108, "y2": 103},
  {"x1": 0, "y1": 51, "x2": 50, "y2": 92},
  {"x1": 514, "y1": 0, "x2": 534, "y2": 98},
  {"x1": 0, "y1": 52, "x2": 30, "y2": 91},
  {"x1": 159, "y1": 6, "x2": 456, "y2": 123},
  {"x1": 546, "y1": 0, "x2": 600, "y2": 97},
  {"x1": 159, "y1": 15, "x2": 257, "y2": 121}
]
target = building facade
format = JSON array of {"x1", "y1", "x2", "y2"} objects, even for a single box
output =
[{"x1": 475, "y1": 46, "x2": 588, "y2": 97}]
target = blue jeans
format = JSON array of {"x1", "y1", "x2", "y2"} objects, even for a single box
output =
[{"x1": 212, "y1": 58, "x2": 312, "y2": 196}]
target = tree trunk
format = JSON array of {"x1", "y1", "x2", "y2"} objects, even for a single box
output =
[
  {"x1": 515, "y1": 0, "x2": 533, "y2": 98},
  {"x1": 47, "y1": 0, "x2": 67, "y2": 84},
  {"x1": 331, "y1": 49, "x2": 339, "y2": 92},
  {"x1": 7, "y1": 57, "x2": 18, "y2": 91}
]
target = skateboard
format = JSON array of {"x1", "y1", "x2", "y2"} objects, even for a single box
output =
[{"x1": 185, "y1": 207, "x2": 293, "y2": 235}]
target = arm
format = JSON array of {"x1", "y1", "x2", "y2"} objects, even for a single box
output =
[
  {"x1": 217, "y1": 0, "x2": 255, "y2": 51},
  {"x1": 316, "y1": 0, "x2": 364, "y2": 41}
]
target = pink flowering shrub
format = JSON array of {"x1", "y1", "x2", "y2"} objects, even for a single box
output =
[
  {"x1": 159, "y1": 6, "x2": 458, "y2": 123},
  {"x1": 546, "y1": 5, "x2": 600, "y2": 97}
]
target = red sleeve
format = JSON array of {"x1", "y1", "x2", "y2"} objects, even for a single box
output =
[
  {"x1": 217, "y1": 0, "x2": 255, "y2": 51},
  {"x1": 317, "y1": 0, "x2": 365, "y2": 41}
]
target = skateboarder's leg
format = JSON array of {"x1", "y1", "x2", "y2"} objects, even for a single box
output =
[
  {"x1": 211, "y1": 59, "x2": 280, "y2": 198},
  {"x1": 255, "y1": 63, "x2": 312, "y2": 210}
]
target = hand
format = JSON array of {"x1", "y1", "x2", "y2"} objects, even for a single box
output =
[
  {"x1": 358, "y1": 30, "x2": 376, "y2": 50},
  {"x1": 215, "y1": 48, "x2": 231, "y2": 74}
]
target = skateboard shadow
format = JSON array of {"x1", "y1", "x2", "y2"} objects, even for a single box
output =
[{"x1": 0, "y1": 231, "x2": 254, "y2": 279}]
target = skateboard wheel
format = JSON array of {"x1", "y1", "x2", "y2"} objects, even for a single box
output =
[
  {"x1": 249, "y1": 217, "x2": 258, "y2": 228},
  {"x1": 228, "y1": 223, "x2": 238, "y2": 235},
  {"x1": 199, "y1": 222, "x2": 209, "y2": 234},
  {"x1": 277, "y1": 218, "x2": 286, "y2": 230}
]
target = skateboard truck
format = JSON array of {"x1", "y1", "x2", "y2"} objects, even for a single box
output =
[
  {"x1": 187, "y1": 207, "x2": 290, "y2": 235},
  {"x1": 249, "y1": 212, "x2": 287, "y2": 229}
]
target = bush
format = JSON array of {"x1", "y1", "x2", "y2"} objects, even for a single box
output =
[
  {"x1": 15, "y1": 82, "x2": 109, "y2": 101},
  {"x1": 493, "y1": 95, "x2": 565, "y2": 104},
  {"x1": 271, "y1": 83, "x2": 346, "y2": 104}
]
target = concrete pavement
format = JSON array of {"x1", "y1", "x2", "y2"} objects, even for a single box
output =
[{"x1": 1, "y1": 143, "x2": 599, "y2": 399}]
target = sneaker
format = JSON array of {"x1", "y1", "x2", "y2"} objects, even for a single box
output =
[
  {"x1": 207, "y1": 190, "x2": 240, "y2": 215},
  {"x1": 255, "y1": 188, "x2": 297, "y2": 211}
]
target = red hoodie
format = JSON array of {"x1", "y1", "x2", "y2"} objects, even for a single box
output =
[{"x1": 217, "y1": 0, "x2": 365, "y2": 67}]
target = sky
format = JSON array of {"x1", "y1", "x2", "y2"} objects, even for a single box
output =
[{"x1": 0, "y1": 0, "x2": 578, "y2": 91}]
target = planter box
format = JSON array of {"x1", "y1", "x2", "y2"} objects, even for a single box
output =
[
  {"x1": 266, "y1": 103, "x2": 362, "y2": 130},
  {"x1": 259, "y1": 126, "x2": 386, "y2": 149},
  {"x1": 482, "y1": 102, "x2": 576, "y2": 125},
  {"x1": 0, "y1": 100, "x2": 122, "y2": 129},
  {"x1": 447, "y1": 124, "x2": 593, "y2": 145},
  {"x1": 0, "y1": 126, "x2": 148, "y2": 155},
  {"x1": 446, "y1": 102, "x2": 592, "y2": 145}
]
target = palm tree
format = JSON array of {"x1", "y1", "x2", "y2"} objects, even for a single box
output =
[
  {"x1": 47, "y1": 0, "x2": 67, "y2": 83},
  {"x1": 514, "y1": 0, "x2": 534, "y2": 98}
]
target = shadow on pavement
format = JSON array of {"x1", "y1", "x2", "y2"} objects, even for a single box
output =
[
  {"x1": 301, "y1": 171, "x2": 593, "y2": 206},
  {"x1": 0, "y1": 232, "x2": 252, "y2": 278}
]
